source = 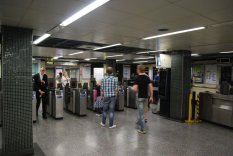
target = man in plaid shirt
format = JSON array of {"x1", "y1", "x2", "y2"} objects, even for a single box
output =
[{"x1": 100, "y1": 67, "x2": 118, "y2": 129}]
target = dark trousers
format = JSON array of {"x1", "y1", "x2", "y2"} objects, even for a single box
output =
[{"x1": 36, "y1": 92, "x2": 48, "y2": 117}]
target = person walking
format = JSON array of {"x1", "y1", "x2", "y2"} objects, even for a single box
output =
[
  {"x1": 100, "y1": 67, "x2": 118, "y2": 129},
  {"x1": 33, "y1": 67, "x2": 48, "y2": 119},
  {"x1": 133, "y1": 65, "x2": 153, "y2": 134}
]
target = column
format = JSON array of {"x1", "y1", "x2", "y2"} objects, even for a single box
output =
[
  {"x1": 170, "y1": 50, "x2": 191, "y2": 121},
  {"x1": 1, "y1": 26, "x2": 34, "y2": 155}
]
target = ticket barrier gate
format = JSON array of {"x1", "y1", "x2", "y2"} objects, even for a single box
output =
[
  {"x1": 48, "y1": 89, "x2": 64, "y2": 119},
  {"x1": 116, "y1": 88, "x2": 125, "y2": 111},
  {"x1": 64, "y1": 88, "x2": 87, "y2": 116},
  {"x1": 126, "y1": 86, "x2": 137, "y2": 109},
  {"x1": 74, "y1": 89, "x2": 87, "y2": 116},
  {"x1": 32, "y1": 91, "x2": 37, "y2": 123}
]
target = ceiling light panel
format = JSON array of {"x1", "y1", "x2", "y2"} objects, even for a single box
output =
[
  {"x1": 142, "y1": 27, "x2": 205, "y2": 40},
  {"x1": 133, "y1": 61, "x2": 149, "y2": 64},
  {"x1": 134, "y1": 57, "x2": 155, "y2": 60},
  {"x1": 33, "y1": 33, "x2": 51, "y2": 44},
  {"x1": 60, "y1": 0, "x2": 110, "y2": 27},
  {"x1": 93, "y1": 43, "x2": 122, "y2": 50},
  {"x1": 69, "y1": 51, "x2": 84, "y2": 55},
  {"x1": 106, "y1": 54, "x2": 123, "y2": 58}
]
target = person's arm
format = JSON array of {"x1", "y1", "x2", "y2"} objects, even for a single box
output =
[
  {"x1": 100, "y1": 79, "x2": 104, "y2": 98},
  {"x1": 133, "y1": 77, "x2": 139, "y2": 92},
  {"x1": 115, "y1": 78, "x2": 118, "y2": 96},
  {"x1": 148, "y1": 82, "x2": 153, "y2": 104}
]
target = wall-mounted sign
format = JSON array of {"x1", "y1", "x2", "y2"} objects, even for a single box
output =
[
  {"x1": 94, "y1": 68, "x2": 104, "y2": 81},
  {"x1": 123, "y1": 66, "x2": 131, "y2": 79}
]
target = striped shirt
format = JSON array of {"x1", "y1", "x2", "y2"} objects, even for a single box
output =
[{"x1": 101, "y1": 75, "x2": 118, "y2": 97}]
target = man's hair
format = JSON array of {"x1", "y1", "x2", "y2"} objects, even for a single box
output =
[
  {"x1": 137, "y1": 64, "x2": 145, "y2": 73},
  {"x1": 106, "y1": 67, "x2": 113, "y2": 75},
  {"x1": 40, "y1": 67, "x2": 45, "y2": 71}
]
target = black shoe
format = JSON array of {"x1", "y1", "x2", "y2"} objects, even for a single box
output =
[{"x1": 145, "y1": 119, "x2": 148, "y2": 123}]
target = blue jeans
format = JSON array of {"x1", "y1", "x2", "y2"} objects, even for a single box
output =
[
  {"x1": 137, "y1": 98, "x2": 147, "y2": 131},
  {"x1": 102, "y1": 97, "x2": 116, "y2": 126}
]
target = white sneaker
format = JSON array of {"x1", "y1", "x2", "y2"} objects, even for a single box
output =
[
  {"x1": 137, "y1": 129, "x2": 146, "y2": 134},
  {"x1": 100, "y1": 122, "x2": 105, "y2": 127},
  {"x1": 109, "y1": 125, "x2": 117, "y2": 129}
]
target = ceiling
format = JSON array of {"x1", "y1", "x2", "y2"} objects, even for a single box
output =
[{"x1": 1, "y1": 0, "x2": 233, "y2": 59}]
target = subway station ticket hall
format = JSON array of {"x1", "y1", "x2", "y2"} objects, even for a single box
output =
[{"x1": 0, "y1": 0, "x2": 233, "y2": 156}]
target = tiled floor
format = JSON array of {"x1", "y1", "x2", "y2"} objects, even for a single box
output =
[{"x1": 33, "y1": 108, "x2": 233, "y2": 156}]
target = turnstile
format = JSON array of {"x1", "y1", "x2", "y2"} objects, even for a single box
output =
[
  {"x1": 126, "y1": 86, "x2": 137, "y2": 109},
  {"x1": 32, "y1": 91, "x2": 37, "y2": 123},
  {"x1": 48, "y1": 89, "x2": 64, "y2": 119},
  {"x1": 116, "y1": 88, "x2": 125, "y2": 111},
  {"x1": 87, "y1": 89, "x2": 94, "y2": 110},
  {"x1": 75, "y1": 89, "x2": 87, "y2": 116},
  {"x1": 64, "y1": 87, "x2": 87, "y2": 116}
]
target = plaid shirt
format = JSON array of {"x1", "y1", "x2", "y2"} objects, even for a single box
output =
[{"x1": 101, "y1": 75, "x2": 118, "y2": 97}]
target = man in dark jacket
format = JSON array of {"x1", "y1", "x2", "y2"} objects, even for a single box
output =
[{"x1": 33, "y1": 67, "x2": 48, "y2": 119}]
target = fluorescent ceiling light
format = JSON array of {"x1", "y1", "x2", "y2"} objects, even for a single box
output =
[
  {"x1": 106, "y1": 54, "x2": 123, "y2": 58},
  {"x1": 142, "y1": 27, "x2": 205, "y2": 40},
  {"x1": 69, "y1": 51, "x2": 84, "y2": 56},
  {"x1": 93, "y1": 43, "x2": 122, "y2": 51},
  {"x1": 133, "y1": 61, "x2": 148, "y2": 64},
  {"x1": 53, "y1": 56, "x2": 63, "y2": 59},
  {"x1": 33, "y1": 33, "x2": 51, "y2": 44},
  {"x1": 134, "y1": 57, "x2": 154, "y2": 60},
  {"x1": 116, "y1": 59, "x2": 125, "y2": 62},
  {"x1": 32, "y1": 58, "x2": 35, "y2": 61},
  {"x1": 60, "y1": 0, "x2": 110, "y2": 27},
  {"x1": 136, "y1": 50, "x2": 166, "y2": 54},
  {"x1": 85, "y1": 58, "x2": 97, "y2": 61},
  {"x1": 219, "y1": 51, "x2": 233, "y2": 54},
  {"x1": 191, "y1": 53, "x2": 199, "y2": 56}
]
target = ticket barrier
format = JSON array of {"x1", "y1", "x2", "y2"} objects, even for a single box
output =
[
  {"x1": 32, "y1": 91, "x2": 37, "y2": 123},
  {"x1": 64, "y1": 88, "x2": 87, "y2": 116},
  {"x1": 126, "y1": 86, "x2": 137, "y2": 109},
  {"x1": 48, "y1": 89, "x2": 64, "y2": 119},
  {"x1": 74, "y1": 89, "x2": 87, "y2": 116},
  {"x1": 116, "y1": 87, "x2": 125, "y2": 111}
]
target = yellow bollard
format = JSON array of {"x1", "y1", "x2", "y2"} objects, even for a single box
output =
[
  {"x1": 195, "y1": 94, "x2": 202, "y2": 123},
  {"x1": 185, "y1": 93, "x2": 194, "y2": 125}
]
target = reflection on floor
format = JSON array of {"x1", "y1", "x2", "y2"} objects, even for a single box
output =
[{"x1": 33, "y1": 108, "x2": 233, "y2": 156}]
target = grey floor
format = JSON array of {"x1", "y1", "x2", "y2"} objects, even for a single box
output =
[{"x1": 33, "y1": 108, "x2": 233, "y2": 156}]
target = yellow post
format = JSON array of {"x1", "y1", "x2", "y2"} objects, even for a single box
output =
[
  {"x1": 195, "y1": 94, "x2": 202, "y2": 123},
  {"x1": 185, "y1": 93, "x2": 193, "y2": 125}
]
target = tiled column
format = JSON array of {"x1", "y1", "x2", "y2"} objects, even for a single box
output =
[
  {"x1": 170, "y1": 50, "x2": 191, "y2": 121},
  {"x1": 1, "y1": 26, "x2": 34, "y2": 155}
]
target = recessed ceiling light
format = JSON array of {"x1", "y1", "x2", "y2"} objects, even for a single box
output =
[
  {"x1": 142, "y1": 27, "x2": 205, "y2": 40},
  {"x1": 134, "y1": 57, "x2": 154, "y2": 60},
  {"x1": 60, "y1": 0, "x2": 110, "y2": 27},
  {"x1": 133, "y1": 61, "x2": 148, "y2": 64},
  {"x1": 106, "y1": 54, "x2": 123, "y2": 58},
  {"x1": 93, "y1": 43, "x2": 122, "y2": 50},
  {"x1": 33, "y1": 33, "x2": 51, "y2": 44},
  {"x1": 69, "y1": 51, "x2": 84, "y2": 56},
  {"x1": 53, "y1": 56, "x2": 63, "y2": 59},
  {"x1": 136, "y1": 50, "x2": 166, "y2": 54},
  {"x1": 191, "y1": 53, "x2": 200, "y2": 56},
  {"x1": 219, "y1": 51, "x2": 233, "y2": 54},
  {"x1": 116, "y1": 59, "x2": 126, "y2": 62},
  {"x1": 85, "y1": 58, "x2": 97, "y2": 61}
]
